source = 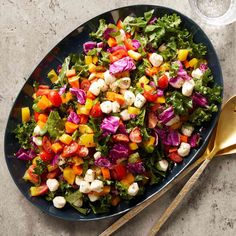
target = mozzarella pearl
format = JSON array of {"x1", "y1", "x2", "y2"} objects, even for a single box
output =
[
  {"x1": 75, "y1": 176, "x2": 84, "y2": 186},
  {"x1": 191, "y1": 68, "x2": 203, "y2": 79},
  {"x1": 79, "y1": 181, "x2": 91, "y2": 193},
  {"x1": 88, "y1": 193, "x2": 100, "y2": 202},
  {"x1": 124, "y1": 90, "x2": 135, "y2": 106},
  {"x1": 53, "y1": 196, "x2": 66, "y2": 209},
  {"x1": 89, "y1": 81, "x2": 101, "y2": 96},
  {"x1": 112, "y1": 101, "x2": 120, "y2": 113},
  {"x1": 120, "y1": 109, "x2": 131, "y2": 121},
  {"x1": 46, "y1": 178, "x2": 59, "y2": 192},
  {"x1": 158, "y1": 160, "x2": 169, "y2": 172},
  {"x1": 149, "y1": 53, "x2": 163, "y2": 67},
  {"x1": 84, "y1": 169, "x2": 95, "y2": 182},
  {"x1": 128, "y1": 182, "x2": 139, "y2": 196},
  {"x1": 90, "y1": 180, "x2": 104, "y2": 193},
  {"x1": 177, "y1": 142, "x2": 191, "y2": 157},
  {"x1": 181, "y1": 125, "x2": 194, "y2": 137},
  {"x1": 182, "y1": 79, "x2": 195, "y2": 97},
  {"x1": 94, "y1": 151, "x2": 102, "y2": 160},
  {"x1": 117, "y1": 77, "x2": 131, "y2": 89},
  {"x1": 97, "y1": 79, "x2": 108, "y2": 92},
  {"x1": 104, "y1": 70, "x2": 116, "y2": 85},
  {"x1": 110, "y1": 81, "x2": 119, "y2": 92},
  {"x1": 100, "y1": 101, "x2": 113, "y2": 114},
  {"x1": 134, "y1": 93, "x2": 146, "y2": 108}
]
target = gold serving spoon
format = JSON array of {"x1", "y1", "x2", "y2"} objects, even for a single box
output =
[{"x1": 148, "y1": 95, "x2": 236, "y2": 236}]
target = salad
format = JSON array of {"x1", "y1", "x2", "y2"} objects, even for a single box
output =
[{"x1": 14, "y1": 10, "x2": 222, "y2": 215}]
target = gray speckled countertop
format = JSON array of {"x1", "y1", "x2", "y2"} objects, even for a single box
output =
[{"x1": 1, "y1": 0, "x2": 236, "y2": 235}]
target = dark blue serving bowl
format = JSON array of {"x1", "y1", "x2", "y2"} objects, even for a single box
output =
[{"x1": 4, "y1": 5, "x2": 223, "y2": 221}]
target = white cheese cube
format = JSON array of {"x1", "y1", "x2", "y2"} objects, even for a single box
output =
[
  {"x1": 94, "y1": 151, "x2": 102, "y2": 160},
  {"x1": 149, "y1": 53, "x2": 163, "y2": 67},
  {"x1": 112, "y1": 101, "x2": 120, "y2": 113},
  {"x1": 134, "y1": 93, "x2": 146, "y2": 108},
  {"x1": 79, "y1": 181, "x2": 91, "y2": 193},
  {"x1": 177, "y1": 142, "x2": 191, "y2": 157},
  {"x1": 124, "y1": 90, "x2": 135, "y2": 106},
  {"x1": 182, "y1": 79, "x2": 195, "y2": 97},
  {"x1": 104, "y1": 70, "x2": 116, "y2": 85},
  {"x1": 84, "y1": 169, "x2": 95, "y2": 182},
  {"x1": 128, "y1": 182, "x2": 139, "y2": 196},
  {"x1": 191, "y1": 68, "x2": 203, "y2": 79},
  {"x1": 89, "y1": 81, "x2": 101, "y2": 96},
  {"x1": 100, "y1": 101, "x2": 113, "y2": 114},
  {"x1": 166, "y1": 115, "x2": 180, "y2": 126},
  {"x1": 181, "y1": 125, "x2": 194, "y2": 137},
  {"x1": 120, "y1": 109, "x2": 131, "y2": 121},
  {"x1": 90, "y1": 180, "x2": 104, "y2": 193},
  {"x1": 46, "y1": 178, "x2": 59, "y2": 192},
  {"x1": 53, "y1": 196, "x2": 66, "y2": 209},
  {"x1": 88, "y1": 193, "x2": 99, "y2": 202}
]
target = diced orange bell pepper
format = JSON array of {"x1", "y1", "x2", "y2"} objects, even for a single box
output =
[
  {"x1": 37, "y1": 120, "x2": 46, "y2": 129},
  {"x1": 51, "y1": 142, "x2": 63, "y2": 153},
  {"x1": 117, "y1": 19, "x2": 123, "y2": 29},
  {"x1": 38, "y1": 113, "x2": 48, "y2": 123},
  {"x1": 86, "y1": 91, "x2": 96, "y2": 100},
  {"x1": 120, "y1": 173, "x2": 135, "y2": 186},
  {"x1": 145, "y1": 67, "x2": 159, "y2": 77},
  {"x1": 65, "y1": 121, "x2": 79, "y2": 134},
  {"x1": 107, "y1": 37, "x2": 117, "y2": 47},
  {"x1": 96, "y1": 186, "x2": 111, "y2": 196},
  {"x1": 183, "y1": 60, "x2": 190, "y2": 69},
  {"x1": 106, "y1": 92, "x2": 125, "y2": 105},
  {"x1": 68, "y1": 76, "x2": 80, "y2": 88},
  {"x1": 37, "y1": 95, "x2": 52, "y2": 110},
  {"x1": 72, "y1": 165, "x2": 83, "y2": 175},
  {"x1": 101, "y1": 167, "x2": 111, "y2": 180},
  {"x1": 66, "y1": 69, "x2": 76, "y2": 78},
  {"x1": 180, "y1": 134, "x2": 188, "y2": 143},
  {"x1": 61, "y1": 92, "x2": 73, "y2": 104},
  {"x1": 72, "y1": 156, "x2": 84, "y2": 165},
  {"x1": 63, "y1": 166, "x2": 76, "y2": 185}
]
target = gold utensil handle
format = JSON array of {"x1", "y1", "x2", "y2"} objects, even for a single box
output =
[
  {"x1": 99, "y1": 155, "x2": 206, "y2": 236},
  {"x1": 148, "y1": 158, "x2": 211, "y2": 236}
]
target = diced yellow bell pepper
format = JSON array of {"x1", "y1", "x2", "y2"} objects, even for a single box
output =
[
  {"x1": 144, "y1": 84, "x2": 152, "y2": 91},
  {"x1": 155, "y1": 96, "x2": 166, "y2": 104},
  {"x1": 79, "y1": 134, "x2": 96, "y2": 147},
  {"x1": 159, "y1": 62, "x2": 170, "y2": 71},
  {"x1": 61, "y1": 92, "x2": 73, "y2": 104},
  {"x1": 189, "y1": 58, "x2": 198, "y2": 67},
  {"x1": 143, "y1": 136, "x2": 155, "y2": 147},
  {"x1": 47, "y1": 69, "x2": 58, "y2": 83},
  {"x1": 92, "y1": 56, "x2": 98, "y2": 64},
  {"x1": 21, "y1": 107, "x2": 30, "y2": 123},
  {"x1": 72, "y1": 156, "x2": 84, "y2": 165},
  {"x1": 37, "y1": 95, "x2": 52, "y2": 110},
  {"x1": 128, "y1": 50, "x2": 142, "y2": 61},
  {"x1": 136, "y1": 76, "x2": 149, "y2": 88},
  {"x1": 85, "y1": 98, "x2": 93, "y2": 110},
  {"x1": 77, "y1": 104, "x2": 90, "y2": 115},
  {"x1": 85, "y1": 56, "x2": 93, "y2": 65},
  {"x1": 63, "y1": 167, "x2": 76, "y2": 185},
  {"x1": 128, "y1": 107, "x2": 141, "y2": 115},
  {"x1": 129, "y1": 142, "x2": 139, "y2": 150},
  {"x1": 177, "y1": 49, "x2": 189, "y2": 61},
  {"x1": 78, "y1": 124, "x2": 94, "y2": 134},
  {"x1": 88, "y1": 63, "x2": 96, "y2": 73},
  {"x1": 59, "y1": 134, "x2": 73, "y2": 145},
  {"x1": 30, "y1": 185, "x2": 48, "y2": 196}
]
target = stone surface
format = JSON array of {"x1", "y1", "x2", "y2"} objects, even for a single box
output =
[{"x1": 0, "y1": 0, "x2": 236, "y2": 235}]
